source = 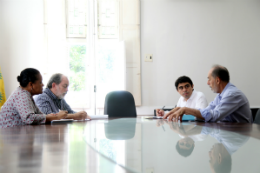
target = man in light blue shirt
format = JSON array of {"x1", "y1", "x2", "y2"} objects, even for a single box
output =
[{"x1": 164, "y1": 65, "x2": 252, "y2": 123}]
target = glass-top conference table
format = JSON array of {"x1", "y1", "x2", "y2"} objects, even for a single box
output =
[{"x1": 0, "y1": 117, "x2": 260, "y2": 173}]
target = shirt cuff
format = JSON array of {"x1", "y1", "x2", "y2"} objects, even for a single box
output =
[
  {"x1": 200, "y1": 126, "x2": 212, "y2": 135},
  {"x1": 34, "y1": 114, "x2": 46, "y2": 124},
  {"x1": 199, "y1": 108, "x2": 211, "y2": 122}
]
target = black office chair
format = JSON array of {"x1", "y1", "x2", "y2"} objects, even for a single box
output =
[
  {"x1": 104, "y1": 91, "x2": 137, "y2": 118},
  {"x1": 254, "y1": 108, "x2": 260, "y2": 124},
  {"x1": 105, "y1": 118, "x2": 136, "y2": 140}
]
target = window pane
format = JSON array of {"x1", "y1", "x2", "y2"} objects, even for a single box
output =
[
  {"x1": 98, "y1": 0, "x2": 118, "y2": 38},
  {"x1": 66, "y1": 45, "x2": 90, "y2": 108},
  {"x1": 66, "y1": 0, "x2": 87, "y2": 37},
  {"x1": 96, "y1": 41, "x2": 125, "y2": 109}
]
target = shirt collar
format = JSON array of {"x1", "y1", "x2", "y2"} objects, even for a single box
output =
[
  {"x1": 220, "y1": 83, "x2": 231, "y2": 97},
  {"x1": 18, "y1": 86, "x2": 32, "y2": 97},
  {"x1": 218, "y1": 82, "x2": 231, "y2": 99},
  {"x1": 44, "y1": 88, "x2": 60, "y2": 100},
  {"x1": 189, "y1": 89, "x2": 196, "y2": 100}
]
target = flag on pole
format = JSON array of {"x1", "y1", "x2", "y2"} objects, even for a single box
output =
[{"x1": 0, "y1": 67, "x2": 6, "y2": 109}]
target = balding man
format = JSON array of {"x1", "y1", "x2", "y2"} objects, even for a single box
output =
[
  {"x1": 164, "y1": 65, "x2": 252, "y2": 123},
  {"x1": 35, "y1": 73, "x2": 90, "y2": 120}
]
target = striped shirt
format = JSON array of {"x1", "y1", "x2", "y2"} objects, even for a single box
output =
[{"x1": 34, "y1": 88, "x2": 75, "y2": 114}]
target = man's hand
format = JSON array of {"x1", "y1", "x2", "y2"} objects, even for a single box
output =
[
  {"x1": 73, "y1": 111, "x2": 91, "y2": 120},
  {"x1": 167, "y1": 121, "x2": 188, "y2": 135},
  {"x1": 167, "y1": 107, "x2": 185, "y2": 122},
  {"x1": 156, "y1": 119, "x2": 166, "y2": 127},
  {"x1": 156, "y1": 109, "x2": 164, "y2": 117},
  {"x1": 156, "y1": 120, "x2": 186, "y2": 135},
  {"x1": 46, "y1": 111, "x2": 68, "y2": 122},
  {"x1": 57, "y1": 110, "x2": 68, "y2": 119},
  {"x1": 163, "y1": 107, "x2": 181, "y2": 119}
]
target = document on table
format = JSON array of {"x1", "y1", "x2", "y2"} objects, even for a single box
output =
[
  {"x1": 145, "y1": 116, "x2": 164, "y2": 119},
  {"x1": 88, "y1": 115, "x2": 108, "y2": 120}
]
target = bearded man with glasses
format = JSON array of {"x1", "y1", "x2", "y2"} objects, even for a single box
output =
[{"x1": 34, "y1": 73, "x2": 91, "y2": 120}]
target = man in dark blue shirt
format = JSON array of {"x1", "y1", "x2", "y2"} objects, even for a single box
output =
[{"x1": 35, "y1": 73, "x2": 90, "y2": 120}]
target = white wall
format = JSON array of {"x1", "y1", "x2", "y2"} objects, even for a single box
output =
[
  {"x1": 0, "y1": 0, "x2": 44, "y2": 97},
  {"x1": 139, "y1": 0, "x2": 260, "y2": 114},
  {"x1": 1, "y1": 0, "x2": 260, "y2": 115}
]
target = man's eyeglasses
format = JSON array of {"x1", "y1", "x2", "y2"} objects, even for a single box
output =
[
  {"x1": 178, "y1": 84, "x2": 191, "y2": 90},
  {"x1": 179, "y1": 141, "x2": 191, "y2": 148}
]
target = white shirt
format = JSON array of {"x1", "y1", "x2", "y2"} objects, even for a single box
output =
[
  {"x1": 179, "y1": 133, "x2": 207, "y2": 142},
  {"x1": 176, "y1": 90, "x2": 208, "y2": 109}
]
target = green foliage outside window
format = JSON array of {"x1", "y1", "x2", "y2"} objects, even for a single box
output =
[
  {"x1": 69, "y1": 44, "x2": 116, "y2": 91},
  {"x1": 69, "y1": 45, "x2": 87, "y2": 91}
]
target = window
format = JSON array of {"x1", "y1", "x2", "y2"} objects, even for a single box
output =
[{"x1": 44, "y1": 0, "x2": 141, "y2": 114}]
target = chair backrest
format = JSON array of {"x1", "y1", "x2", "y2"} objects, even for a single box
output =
[
  {"x1": 254, "y1": 108, "x2": 260, "y2": 124},
  {"x1": 104, "y1": 91, "x2": 137, "y2": 118}
]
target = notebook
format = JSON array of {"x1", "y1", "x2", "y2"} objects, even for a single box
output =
[{"x1": 182, "y1": 115, "x2": 196, "y2": 121}]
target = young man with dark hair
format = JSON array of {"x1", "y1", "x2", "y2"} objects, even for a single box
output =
[
  {"x1": 175, "y1": 137, "x2": 195, "y2": 157},
  {"x1": 156, "y1": 76, "x2": 208, "y2": 117},
  {"x1": 164, "y1": 65, "x2": 252, "y2": 123}
]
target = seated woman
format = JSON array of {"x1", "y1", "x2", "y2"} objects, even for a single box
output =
[{"x1": 0, "y1": 68, "x2": 68, "y2": 127}]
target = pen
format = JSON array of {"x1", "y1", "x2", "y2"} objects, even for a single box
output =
[
  {"x1": 162, "y1": 125, "x2": 165, "y2": 131},
  {"x1": 161, "y1": 106, "x2": 165, "y2": 117},
  {"x1": 157, "y1": 106, "x2": 165, "y2": 117},
  {"x1": 161, "y1": 106, "x2": 166, "y2": 131}
]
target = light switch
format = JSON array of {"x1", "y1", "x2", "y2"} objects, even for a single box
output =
[{"x1": 145, "y1": 54, "x2": 153, "y2": 62}]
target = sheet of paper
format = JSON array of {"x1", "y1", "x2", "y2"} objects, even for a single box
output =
[
  {"x1": 74, "y1": 119, "x2": 91, "y2": 121},
  {"x1": 89, "y1": 115, "x2": 108, "y2": 119},
  {"x1": 145, "y1": 116, "x2": 164, "y2": 119}
]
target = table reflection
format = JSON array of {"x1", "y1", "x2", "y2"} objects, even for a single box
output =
[
  {"x1": 0, "y1": 118, "x2": 258, "y2": 173},
  {"x1": 0, "y1": 123, "x2": 129, "y2": 173},
  {"x1": 84, "y1": 118, "x2": 256, "y2": 173},
  {"x1": 156, "y1": 120, "x2": 249, "y2": 173},
  {"x1": 104, "y1": 118, "x2": 136, "y2": 140},
  {"x1": 0, "y1": 125, "x2": 45, "y2": 172},
  {"x1": 84, "y1": 118, "x2": 141, "y2": 172}
]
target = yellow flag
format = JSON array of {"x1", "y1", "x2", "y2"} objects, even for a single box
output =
[{"x1": 0, "y1": 67, "x2": 6, "y2": 109}]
